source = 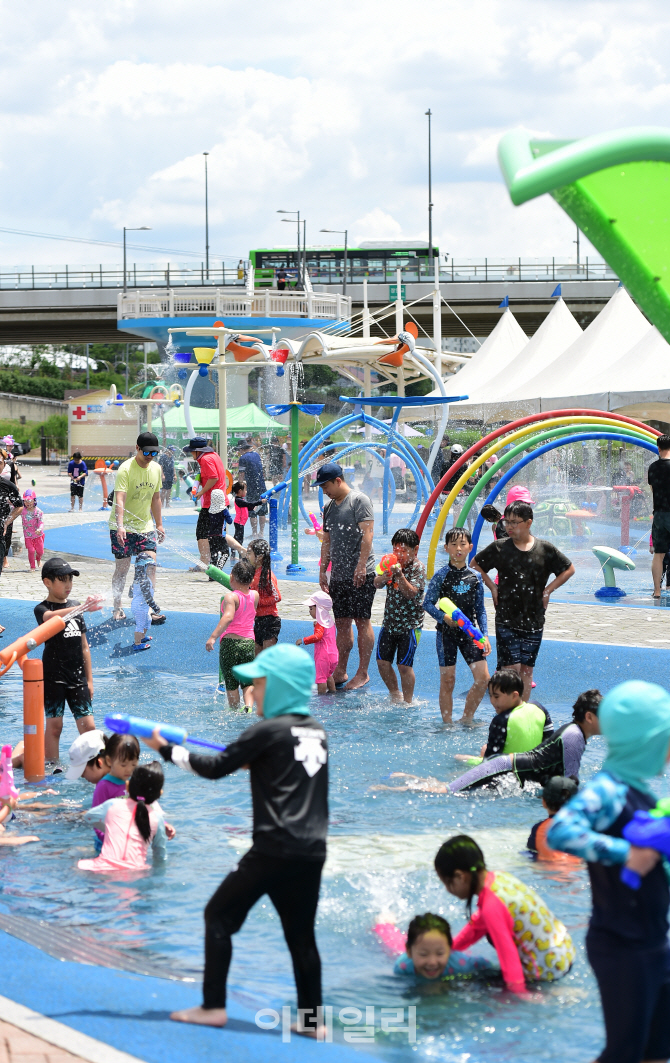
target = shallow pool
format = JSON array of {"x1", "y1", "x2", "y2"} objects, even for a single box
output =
[{"x1": 2, "y1": 602, "x2": 670, "y2": 1063}]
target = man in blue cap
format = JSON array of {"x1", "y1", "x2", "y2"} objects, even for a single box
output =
[
  {"x1": 143, "y1": 645, "x2": 328, "y2": 1038},
  {"x1": 317, "y1": 461, "x2": 376, "y2": 690},
  {"x1": 183, "y1": 437, "x2": 227, "y2": 567}
]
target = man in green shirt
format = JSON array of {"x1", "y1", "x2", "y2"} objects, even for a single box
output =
[{"x1": 109, "y1": 432, "x2": 165, "y2": 620}]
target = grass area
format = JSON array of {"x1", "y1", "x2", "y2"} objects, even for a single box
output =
[{"x1": 0, "y1": 414, "x2": 67, "y2": 451}]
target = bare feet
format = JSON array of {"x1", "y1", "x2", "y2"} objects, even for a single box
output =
[
  {"x1": 332, "y1": 673, "x2": 348, "y2": 686},
  {"x1": 344, "y1": 673, "x2": 369, "y2": 691},
  {"x1": 291, "y1": 1023, "x2": 329, "y2": 1040},
  {"x1": 170, "y1": 1006, "x2": 228, "y2": 1027},
  {"x1": 0, "y1": 835, "x2": 39, "y2": 845}
]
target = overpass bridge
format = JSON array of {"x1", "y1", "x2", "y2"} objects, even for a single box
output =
[{"x1": 0, "y1": 260, "x2": 620, "y2": 345}]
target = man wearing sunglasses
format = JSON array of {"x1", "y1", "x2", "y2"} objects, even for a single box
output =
[{"x1": 108, "y1": 432, "x2": 165, "y2": 620}]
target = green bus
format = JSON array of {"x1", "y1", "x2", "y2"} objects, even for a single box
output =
[{"x1": 249, "y1": 242, "x2": 439, "y2": 287}]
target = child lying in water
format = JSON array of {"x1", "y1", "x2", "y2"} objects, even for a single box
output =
[{"x1": 374, "y1": 911, "x2": 494, "y2": 980}]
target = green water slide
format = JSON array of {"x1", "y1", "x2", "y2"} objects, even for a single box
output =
[{"x1": 498, "y1": 127, "x2": 670, "y2": 341}]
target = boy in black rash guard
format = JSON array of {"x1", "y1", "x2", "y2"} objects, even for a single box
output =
[
  {"x1": 424, "y1": 528, "x2": 491, "y2": 722},
  {"x1": 448, "y1": 687, "x2": 601, "y2": 794},
  {"x1": 142, "y1": 644, "x2": 329, "y2": 1039}
]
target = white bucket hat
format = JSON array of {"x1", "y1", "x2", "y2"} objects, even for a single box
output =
[{"x1": 302, "y1": 590, "x2": 335, "y2": 629}]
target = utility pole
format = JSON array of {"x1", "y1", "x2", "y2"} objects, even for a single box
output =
[
  {"x1": 203, "y1": 153, "x2": 210, "y2": 280},
  {"x1": 85, "y1": 343, "x2": 89, "y2": 390},
  {"x1": 425, "y1": 109, "x2": 433, "y2": 262},
  {"x1": 574, "y1": 224, "x2": 581, "y2": 267}
]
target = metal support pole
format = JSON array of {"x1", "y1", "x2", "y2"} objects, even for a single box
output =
[
  {"x1": 204, "y1": 153, "x2": 210, "y2": 280},
  {"x1": 425, "y1": 108, "x2": 433, "y2": 261},
  {"x1": 343, "y1": 229, "x2": 348, "y2": 295},
  {"x1": 217, "y1": 334, "x2": 228, "y2": 471},
  {"x1": 395, "y1": 268, "x2": 403, "y2": 335},
  {"x1": 123, "y1": 227, "x2": 127, "y2": 293},
  {"x1": 363, "y1": 364, "x2": 372, "y2": 440},
  {"x1": 362, "y1": 278, "x2": 371, "y2": 339},
  {"x1": 86, "y1": 342, "x2": 90, "y2": 390},
  {"x1": 433, "y1": 253, "x2": 442, "y2": 373}
]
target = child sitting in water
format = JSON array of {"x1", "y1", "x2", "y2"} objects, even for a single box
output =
[
  {"x1": 89, "y1": 733, "x2": 140, "y2": 852},
  {"x1": 206, "y1": 559, "x2": 259, "y2": 709},
  {"x1": 455, "y1": 668, "x2": 553, "y2": 764},
  {"x1": 79, "y1": 761, "x2": 170, "y2": 873},
  {"x1": 296, "y1": 590, "x2": 338, "y2": 693},
  {"x1": 66, "y1": 730, "x2": 108, "y2": 785},
  {"x1": 129, "y1": 552, "x2": 164, "y2": 650},
  {"x1": 435, "y1": 835, "x2": 575, "y2": 993},
  {"x1": 374, "y1": 911, "x2": 494, "y2": 981},
  {"x1": 527, "y1": 776, "x2": 580, "y2": 863}
]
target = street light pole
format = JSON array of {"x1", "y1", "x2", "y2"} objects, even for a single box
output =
[
  {"x1": 320, "y1": 228, "x2": 348, "y2": 294},
  {"x1": 122, "y1": 226, "x2": 152, "y2": 293},
  {"x1": 425, "y1": 108, "x2": 433, "y2": 264},
  {"x1": 203, "y1": 152, "x2": 210, "y2": 279},
  {"x1": 277, "y1": 210, "x2": 301, "y2": 286}
]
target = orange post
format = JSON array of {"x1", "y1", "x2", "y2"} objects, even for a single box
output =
[
  {"x1": 22, "y1": 658, "x2": 45, "y2": 782},
  {"x1": 0, "y1": 615, "x2": 65, "y2": 676}
]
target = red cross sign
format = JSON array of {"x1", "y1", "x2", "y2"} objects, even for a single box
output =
[{"x1": 71, "y1": 406, "x2": 87, "y2": 421}]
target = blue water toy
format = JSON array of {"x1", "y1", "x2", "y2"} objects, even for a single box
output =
[
  {"x1": 592, "y1": 545, "x2": 636, "y2": 598},
  {"x1": 105, "y1": 714, "x2": 226, "y2": 752},
  {"x1": 620, "y1": 798, "x2": 670, "y2": 889}
]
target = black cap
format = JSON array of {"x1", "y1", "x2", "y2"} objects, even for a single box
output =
[
  {"x1": 41, "y1": 557, "x2": 80, "y2": 579},
  {"x1": 543, "y1": 776, "x2": 578, "y2": 809},
  {"x1": 137, "y1": 432, "x2": 159, "y2": 449},
  {"x1": 315, "y1": 461, "x2": 343, "y2": 486},
  {"x1": 182, "y1": 436, "x2": 209, "y2": 454}
]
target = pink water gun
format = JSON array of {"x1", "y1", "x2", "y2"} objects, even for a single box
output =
[
  {"x1": 0, "y1": 745, "x2": 19, "y2": 802},
  {"x1": 305, "y1": 513, "x2": 324, "y2": 537}
]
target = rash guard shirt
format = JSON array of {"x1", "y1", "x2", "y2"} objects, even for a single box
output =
[{"x1": 160, "y1": 712, "x2": 328, "y2": 860}]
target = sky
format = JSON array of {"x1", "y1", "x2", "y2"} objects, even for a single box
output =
[{"x1": 1, "y1": 0, "x2": 669, "y2": 268}]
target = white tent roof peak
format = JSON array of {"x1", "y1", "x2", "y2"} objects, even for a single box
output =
[
  {"x1": 508, "y1": 286, "x2": 651, "y2": 401},
  {"x1": 466, "y1": 298, "x2": 582, "y2": 404},
  {"x1": 447, "y1": 308, "x2": 528, "y2": 397}
]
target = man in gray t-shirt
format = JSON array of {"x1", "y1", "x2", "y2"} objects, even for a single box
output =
[{"x1": 318, "y1": 462, "x2": 376, "y2": 691}]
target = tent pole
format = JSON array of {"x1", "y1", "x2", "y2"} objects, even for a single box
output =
[{"x1": 286, "y1": 401, "x2": 305, "y2": 572}]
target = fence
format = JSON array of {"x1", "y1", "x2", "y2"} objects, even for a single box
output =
[{"x1": 118, "y1": 289, "x2": 352, "y2": 321}]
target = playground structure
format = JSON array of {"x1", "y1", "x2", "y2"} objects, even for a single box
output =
[
  {"x1": 413, "y1": 409, "x2": 660, "y2": 581},
  {"x1": 262, "y1": 393, "x2": 464, "y2": 572},
  {"x1": 592, "y1": 545, "x2": 636, "y2": 598}
]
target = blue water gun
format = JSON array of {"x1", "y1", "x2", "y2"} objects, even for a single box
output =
[
  {"x1": 105, "y1": 714, "x2": 226, "y2": 752},
  {"x1": 438, "y1": 597, "x2": 487, "y2": 649},
  {"x1": 620, "y1": 798, "x2": 670, "y2": 889}
]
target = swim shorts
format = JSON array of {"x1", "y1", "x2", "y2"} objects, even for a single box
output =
[
  {"x1": 196, "y1": 507, "x2": 211, "y2": 540},
  {"x1": 437, "y1": 624, "x2": 486, "y2": 667},
  {"x1": 329, "y1": 574, "x2": 376, "y2": 620},
  {"x1": 233, "y1": 523, "x2": 245, "y2": 545},
  {"x1": 495, "y1": 623, "x2": 543, "y2": 668},
  {"x1": 254, "y1": 615, "x2": 281, "y2": 646},
  {"x1": 376, "y1": 626, "x2": 421, "y2": 667},
  {"x1": 219, "y1": 635, "x2": 255, "y2": 690},
  {"x1": 70, "y1": 483, "x2": 84, "y2": 498},
  {"x1": 109, "y1": 530, "x2": 157, "y2": 560},
  {"x1": 44, "y1": 680, "x2": 93, "y2": 719},
  {"x1": 652, "y1": 512, "x2": 670, "y2": 554}
]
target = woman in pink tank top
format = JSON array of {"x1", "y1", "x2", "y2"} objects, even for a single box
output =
[{"x1": 206, "y1": 560, "x2": 259, "y2": 710}]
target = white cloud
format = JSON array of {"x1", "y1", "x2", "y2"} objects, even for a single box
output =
[{"x1": 0, "y1": 0, "x2": 668, "y2": 267}]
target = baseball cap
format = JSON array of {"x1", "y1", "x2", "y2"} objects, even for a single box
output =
[
  {"x1": 542, "y1": 775, "x2": 578, "y2": 809},
  {"x1": 506, "y1": 485, "x2": 535, "y2": 506},
  {"x1": 450, "y1": 444, "x2": 464, "y2": 455},
  {"x1": 137, "y1": 431, "x2": 159, "y2": 449},
  {"x1": 66, "y1": 729, "x2": 106, "y2": 781},
  {"x1": 182, "y1": 436, "x2": 209, "y2": 454},
  {"x1": 315, "y1": 461, "x2": 344, "y2": 486},
  {"x1": 41, "y1": 557, "x2": 80, "y2": 579}
]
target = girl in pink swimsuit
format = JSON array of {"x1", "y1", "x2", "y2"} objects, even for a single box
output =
[
  {"x1": 206, "y1": 560, "x2": 259, "y2": 710},
  {"x1": 296, "y1": 590, "x2": 338, "y2": 694},
  {"x1": 79, "y1": 761, "x2": 171, "y2": 874}
]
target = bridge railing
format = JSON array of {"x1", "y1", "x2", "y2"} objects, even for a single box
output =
[{"x1": 117, "y1": 289, "x2": 352, "y2": 321}]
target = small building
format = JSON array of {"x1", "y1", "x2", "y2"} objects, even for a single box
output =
[{"x1": 67, "y1": 389, "x2": 139, "y2": 461}]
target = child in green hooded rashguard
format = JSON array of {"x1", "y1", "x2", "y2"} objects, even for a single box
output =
[
  {"x1": 141, "y1": 645, "x2": 329, "y2": 1039},
  {"x1": 549, "y1": 680, "x2": 670, "y2": 1063}
]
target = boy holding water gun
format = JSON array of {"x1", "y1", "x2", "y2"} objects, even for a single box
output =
[
  {"x1": 373, "y1": 528, "x2": 425, "y2": 704},
  {"x1": 548, "y1": 681, "x2": 670, "y2": 1063},
  {"x1": 424, "y1": 528, "x2": 491, "y2": 723}
]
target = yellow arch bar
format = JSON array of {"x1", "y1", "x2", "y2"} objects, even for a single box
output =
[{"x1": 426, "y1": 415, "x2": 656, "y2": 577}]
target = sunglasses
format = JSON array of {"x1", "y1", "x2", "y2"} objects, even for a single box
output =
[{"x1": 142, "y1": 450, "x2": 159, "y2": 457}]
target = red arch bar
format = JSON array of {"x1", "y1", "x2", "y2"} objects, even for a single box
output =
[{"x1": 416, "y1": 408, "x2": 660, "y2": 540}]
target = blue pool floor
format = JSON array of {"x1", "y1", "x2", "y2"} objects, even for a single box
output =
[{"x1": 2, "y1": 600, "x2": 670, "y2": 1063}]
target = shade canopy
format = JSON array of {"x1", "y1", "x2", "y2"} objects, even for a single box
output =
[{"x1": 161, "y1": 402, "x2": 286, "y2": 434}]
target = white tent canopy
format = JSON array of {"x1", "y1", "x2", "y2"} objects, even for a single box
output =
[
  {"x1": 467, "y1": 298, "x2": 582, "y2": 404},
  {"x1": 510, "y1": 286, "x2": 651, "y2": 403},
  {"x1": 447, "y1": 308, "x2": 528, "y2": 399}
]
